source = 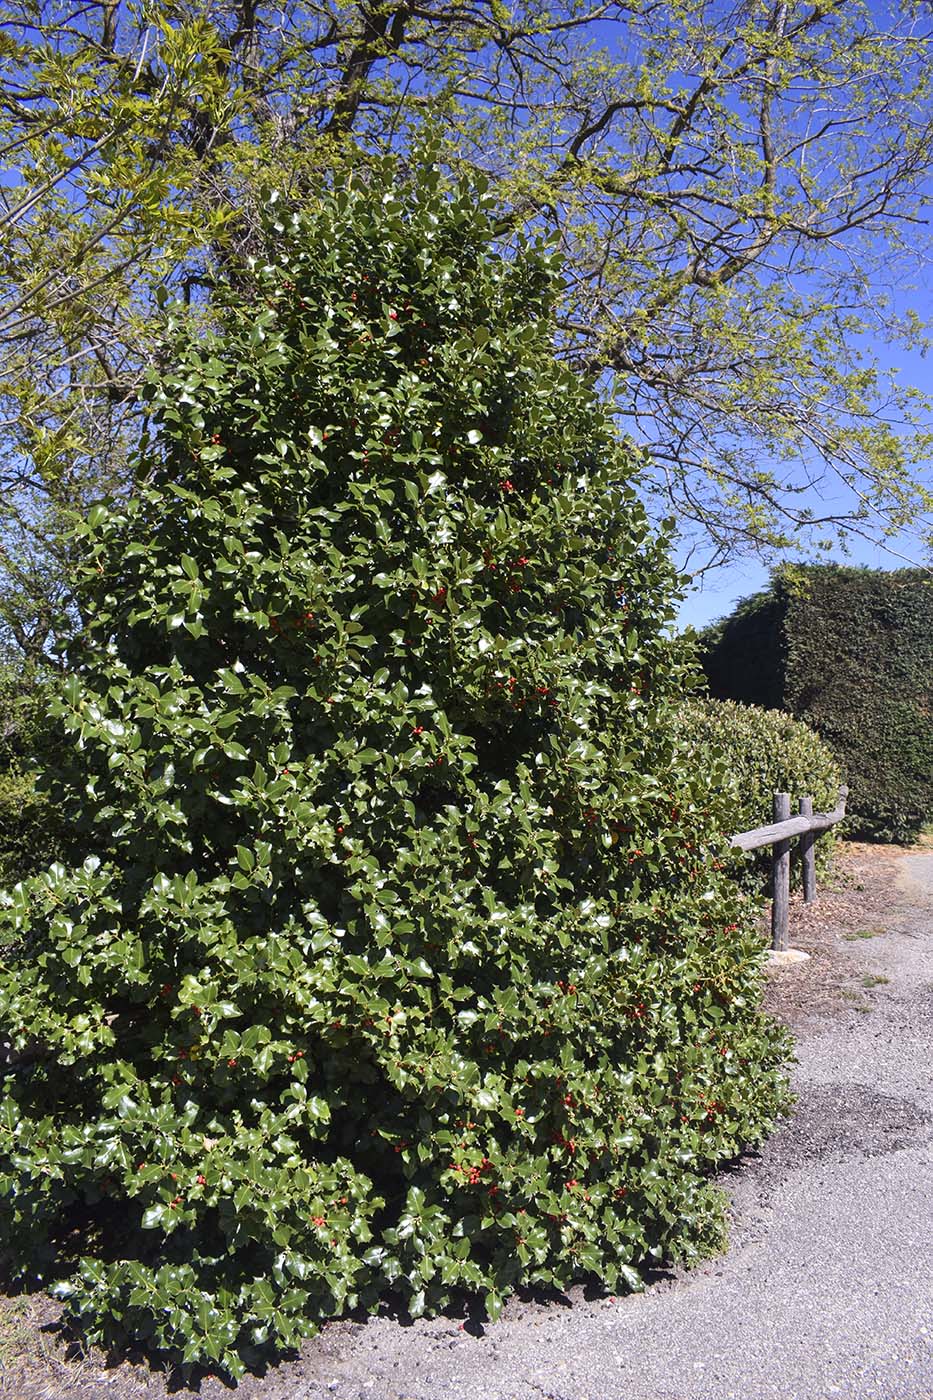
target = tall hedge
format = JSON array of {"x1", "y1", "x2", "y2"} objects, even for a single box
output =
[
  {"x1": 0, "y1": 168, "x2": 790, "y2": 1379},
  {"x1": 698, "y1": 589, "x2": 785, "y2": 711},
  {"x1": 701, "y1": 565, "x2": 933, "y2": 843}
]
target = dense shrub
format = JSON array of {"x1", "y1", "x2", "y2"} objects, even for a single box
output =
[
  {"x1": 0, "y1": 167, "x2": 791, "y2": 1379},
  {"x1": 676, "y1": 698, "x2": 843, "y2": 891},
  {"x1": 0, "y1": 658, "x2": 65, "y2": 890},
  {"x1": 700, "y1": 566, "x2": 933, "y2": 843}
]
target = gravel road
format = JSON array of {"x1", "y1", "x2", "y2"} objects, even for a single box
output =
[{"x1": 243, "y1": 851, "x2": 933, "y2": 1400}]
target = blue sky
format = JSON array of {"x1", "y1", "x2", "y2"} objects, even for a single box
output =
[
  {"x1": 674, "y1": 426, "x2": 933, "y2": 631},
  {"x1": 675, "y1": 471, "x2": 933, "y2": 634},
  {"x1": 674, "y1": 276, "x2": 933, "y2": 633},
  {"x1": 674, "y1": 535, "x2": 922, "y2": 634}
]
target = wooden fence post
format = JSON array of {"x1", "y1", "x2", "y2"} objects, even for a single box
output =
[
  {"x1": 730, "y1": 785, "x2": 846, "y2": 956},
  {"x1": 771, "y1": 792, "x2": 791, "y2": 951},
  {"x1": 798, "y1": 796, "x2": 816, "y2": 904}
]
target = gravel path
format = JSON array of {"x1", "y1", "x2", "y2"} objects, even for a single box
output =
[{"x1": 4, "y1": 846, "x2": 932, "y2": 1400}]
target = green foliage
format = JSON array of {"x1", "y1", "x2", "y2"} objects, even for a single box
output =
[
  {"x1": 4, "y1": 2, "x2": 933, "y2": 660},
  {"x1": 1, "y1": 6, "x2": 235, "y2": 663},
  {"x1": 0, "y1": 169, "x2": 791, "y2": 1380},
  {"x1": 0, "y1": 657, "x2": 65, "y2": 891},
  {"x1": 700, "y1": 566, "x2": 933, "y2": 844},
  {"x1": 698, "y1": 592, "x2": 786, "y2": 711},
  {"x1": 676, "y1": 698, "x2": 843, "y2": 892},
  {"x1": 782, "y1": 568, "x2": 933, "y2": 844}
]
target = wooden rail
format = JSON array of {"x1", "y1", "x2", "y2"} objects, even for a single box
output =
[{"x1": 730, "y1": 786, "x2": 848, "y2": 952}]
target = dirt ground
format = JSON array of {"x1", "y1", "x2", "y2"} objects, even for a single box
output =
[
  {"x1": 0, "y1": 838, "x2": 925, "y2": 1400},
  {"x1": 760, "y1": 839, "x2": 913, "y2": 1029}
]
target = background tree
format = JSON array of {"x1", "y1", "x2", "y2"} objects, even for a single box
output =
[
  {"x1": 2, "y1": 0, "x2": 932, "y2": 658},
  {"x1": 0, "y1": 5, "x2": 233, "y2": 660},
  {"x1": 0, "y1": 166, "x2": 790, "y2": 1378},
  {"x1": 0, "y1": 647, "x2": 66, "y2": 886}
]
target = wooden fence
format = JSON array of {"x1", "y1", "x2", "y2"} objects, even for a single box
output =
[{"x1": 730, "y1": 786, "x2": 848, "y2": 952}]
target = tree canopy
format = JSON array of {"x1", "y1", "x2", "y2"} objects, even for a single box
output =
[{"x1": 2, "y1": 0, "x2": 932, "y2": 656}]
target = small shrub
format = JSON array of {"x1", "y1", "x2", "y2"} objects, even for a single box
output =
[
  {"x1": 677, "y1": 698, "x2": 843, "y2": 892},
  {"x1": 0, "y1": 166, "x2": 791, "y2": 1379}
]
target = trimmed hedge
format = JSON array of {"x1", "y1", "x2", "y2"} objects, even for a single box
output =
[
  {"x1": 676, "y1": 698, "x2": 843, "y2": 891},
  {"x1": 700, "y1": 566, "x2": 933, "y2": 843},
  {"x1": 699, "y1": 590, "x2": 785, "y2": 711}
]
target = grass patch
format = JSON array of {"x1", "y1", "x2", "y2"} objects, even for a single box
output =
[
  {"x1": 861, "y1": 973, "x2": 890, "y2": 988},
  {"x1": 842, "y1": 928, "x2": 881, "y2": 941},
  {"x1": 840, "y1": 989, "x2": 870, "y2": 1011}
]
